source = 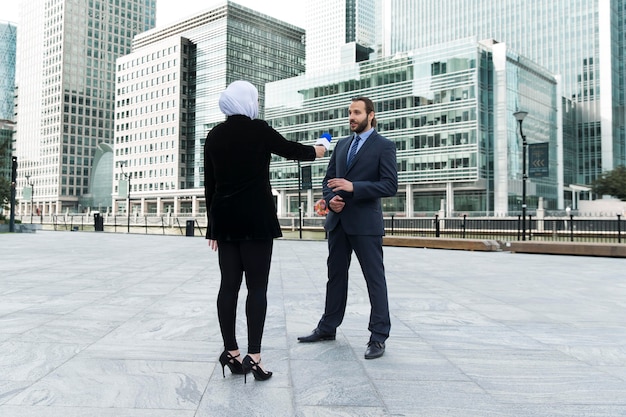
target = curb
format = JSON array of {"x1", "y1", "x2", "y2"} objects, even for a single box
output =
[{"x1": 383, "y1": 236, "x2": 626, "y2": 258}]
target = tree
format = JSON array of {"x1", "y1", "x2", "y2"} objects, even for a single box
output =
[
  {"x1": 0, "y1": 138, "x2": 12, "y2": 215},
  {"x1": 591, "y1": 165, "x2": 626, "y2": 201},
  {"x1": 0, "y1": 176, "x2": 10, "y2": 214}
]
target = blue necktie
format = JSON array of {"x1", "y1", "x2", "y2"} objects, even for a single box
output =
[{"x1": 347, "y1": 135, "x2": 361, "y2": 166}]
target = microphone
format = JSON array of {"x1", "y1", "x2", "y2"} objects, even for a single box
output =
[{"x1": 315, "y1": 132, "x2": 332, "y2": 150}]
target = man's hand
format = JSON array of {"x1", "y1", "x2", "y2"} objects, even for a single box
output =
[
  {"x1": 327, "y1": 178, "x2": 353, "y2": 193},
  {"x1": 329, "y1": 195, "x2": 345, "y2": 213},
  {"x1": 208, "y1": 239, "x2": 218, "y2": 251}
]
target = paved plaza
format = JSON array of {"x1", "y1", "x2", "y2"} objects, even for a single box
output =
[{"x1": 0, "y1": 231, "x2": 625, "y2": 416}]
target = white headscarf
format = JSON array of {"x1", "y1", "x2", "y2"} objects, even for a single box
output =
[{"x1": 218, "y1": 80, "x2": 259, "y2": 119}]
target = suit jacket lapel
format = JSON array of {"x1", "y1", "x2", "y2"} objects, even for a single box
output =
[{"x1": 337, "y1": 136, "x2": 351, "y2": 175}]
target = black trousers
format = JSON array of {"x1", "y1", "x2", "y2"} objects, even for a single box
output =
[
  {"x1": 217, "y1": 239, "x2": 273, "y2": 354},
  {"x1": 318, "y1": 223, "x2": 391, "y2": 343}
]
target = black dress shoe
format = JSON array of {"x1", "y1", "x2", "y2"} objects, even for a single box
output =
[
  {"x1": 297, "y1": 328, "x2": 336, "y2": 343},
  {"x1": 364, "y1": 341, "x2": 385, "y2": 359}
]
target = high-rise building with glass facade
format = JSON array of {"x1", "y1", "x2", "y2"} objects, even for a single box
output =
[
  {"x1": 388, "y1": 0, "x2": 624, "y2": 189},
  {"x1": 265, "y1": 38, "x2": 560, "y2": 216},
  {"x1": 305, "y1": 0, "x2": 377, "y2": 74},
  {"x1": 0, "y1": 120, "x2": 15, "y2": 190},
  {"x1": 14, "y1": 0, "x2": 156, "y2": 216},
  {"x1": 0, "y1": 21, "x2": 17, "y2": 187},
  {"x1": 0, "y1": 21, "x2": 16, "y2": 121},
  {"x1": 112, "y1": 1, "x2": 305, "y2": 216}
]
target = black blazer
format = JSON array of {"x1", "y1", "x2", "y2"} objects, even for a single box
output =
[
  {"x1": 322, "y1": 130, "x2": 398, "y2": 235},
  {"x1": 204, "y1": 115, "x2": 316, "y2": 240}
]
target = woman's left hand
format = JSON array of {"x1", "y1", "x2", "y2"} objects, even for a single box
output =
[{"x1": 208, "y1": 239, "x2": 218, "y2": 251}]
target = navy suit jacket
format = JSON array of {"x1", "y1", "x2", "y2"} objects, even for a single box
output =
[{"x1": 322, "y1": 130, "x2": 398, "y2": 235}]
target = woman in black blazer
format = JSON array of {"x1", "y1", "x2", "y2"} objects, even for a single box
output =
[{"x1": 204, "y1": 80, "x2": 325, "y2": 382}]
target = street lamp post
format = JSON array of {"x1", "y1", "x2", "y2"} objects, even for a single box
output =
[
  {"x1": 25, "y1": 174, "x2": 34, "y2": 224},
  {"x1": 120, "y1": 161, "x2": 132, "y2": 233},
  {"x1": 9, "y1": 157, "x2": 17, "y2": 233},
  {"x1": 514, "y1": 110, "x2": 529, "y2": 241}
]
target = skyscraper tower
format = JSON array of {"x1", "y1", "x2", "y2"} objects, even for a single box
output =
[
  {"x1": 0, "y1": 21, "x2": 16, "y2": 121},
  {"x1": 0, "y1": 21, "x2": 17, "y2": 185},
  {"x1": 14, "y1": 0, "x2": 156, "y2": 215},
  {"x1": 305, "y1": 0, "x2": 378, "y2": 73},
  {"x1": 388, "y1": 0, "x2": 624, "y2": 186}
]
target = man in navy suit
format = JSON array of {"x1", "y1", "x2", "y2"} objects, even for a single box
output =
[{"x1": 298, "y1": 97, "x2": 398, "y2": 359}]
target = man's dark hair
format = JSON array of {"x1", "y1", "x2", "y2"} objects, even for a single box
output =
[{"x1": 352, "y1": 96, "x2": 377, "y2": 128}]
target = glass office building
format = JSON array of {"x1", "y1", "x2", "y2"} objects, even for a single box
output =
[
  {"x1": 14, "y1": 0, "x2": 156, "y2": 216},
  {"x1": 112, "y1": 1, "x2": 305, "y2": 215},
  {"x1": 265, "y1": 38, "x2": 560, "y2": 216},
  {"x1": 0, "y1": 120, "x2": 15, "y2": 188},
  {"x1": 0, "y1": 22, "x2": 16, "y2": 186},
  {"x1": 305, "y1": 0, "x2": 377, "y2": 74},
  {"x1": 0, "y1": 22, "x2": 16, "y2": 121},
  {"x1": 389, "y1": 0, "x2": 624, "y2": 188}
]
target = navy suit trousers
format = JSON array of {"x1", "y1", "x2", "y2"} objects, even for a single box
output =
[{"x1": 318, "y1": 222, "x2": 391, "y2": 343}]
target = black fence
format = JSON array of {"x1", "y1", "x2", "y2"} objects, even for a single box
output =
[
  {"x1": 43, "y1": 214, "x2": 205, "y2": 236},
  {"x1": 15, "y1": 213, "x2": 625, "y2": 244},
  {"x1": 386, "y1": 214, "x2": 624, "y2": 244}
]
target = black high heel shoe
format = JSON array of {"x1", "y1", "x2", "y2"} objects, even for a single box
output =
[
  {"x1": 242, "y1": 354, "x2": 273, "y2": 383},
  {"x1": 219, "y1": 350, "x2": 245, "y2": 377}
]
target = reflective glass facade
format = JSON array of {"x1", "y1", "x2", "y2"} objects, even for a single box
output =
[
  {"x1": 0, "y1": 120, "x2": 15, "y2": 184},
  {"x1": 0, "y1": 22, "x2": 16, "y2": 121},
  {"x1": 0, "y1": 22, "x2": 16, "y2": 185},
  {"x1": 305, "y1": 0, "x2": 377, "y2": 73},
  {"x1": 87, "y1": 143, "x2": 114, "y2": 211},
  {"x1": 389, "y1": 0, "x2": 624, "y2": 186},
  {"x1": 14, "y1": 0, "x2": 156, "y2": 215},
  {"x1": 266, "y1": 38, "x2": 559, "y2": 215}
]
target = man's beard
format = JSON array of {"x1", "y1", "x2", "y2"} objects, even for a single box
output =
[{"x1": 350, "y1": 118, "x2": 369, "y2": 133}]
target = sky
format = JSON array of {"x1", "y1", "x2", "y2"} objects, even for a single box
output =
[{"x1": 1, "y1": 0, "x2": 306, "y2": 28}]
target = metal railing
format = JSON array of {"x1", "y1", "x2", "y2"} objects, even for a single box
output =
[
  {"x1": 13, "y1": 213, "x2": 625, "y2": 243},
  {"x1": 386, "y1": 214, "x2": 624, "y2": 244},
  {"x1": 33, "y1": 214, "x2": 203, "y2": 236}
]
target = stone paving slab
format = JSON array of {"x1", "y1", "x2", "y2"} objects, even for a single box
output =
[{"x1": 0, "y1": 231, "x2": 625, "y2": 416}]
